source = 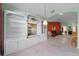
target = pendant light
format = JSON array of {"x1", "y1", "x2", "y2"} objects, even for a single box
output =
[
  {"x1": 43, "y1": 20, "x2": 48, "y2": 25},
  {"x1": 43, "y1": 4, "x2": 48, "y2": 25}
]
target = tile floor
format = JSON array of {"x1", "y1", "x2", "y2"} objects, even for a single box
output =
[{"x1": 8, "y1": 35, "x2": 79, "y2": 56}]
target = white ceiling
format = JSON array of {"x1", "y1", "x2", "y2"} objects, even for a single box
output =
[
  {"x1": 6, "y1": 3, "x2": 79, "y2": 23},
  {"x1": 48, "y1": 12, "x2": 77, "y2": 22}
]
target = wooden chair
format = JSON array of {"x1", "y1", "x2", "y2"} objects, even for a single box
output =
[{"x1": 71, "y1": 32, "x2": 77, "y2": 47}]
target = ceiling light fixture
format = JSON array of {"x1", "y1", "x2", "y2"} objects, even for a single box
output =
[
  {"x1": 59, "y1": 12, "x2": 63, "y2": 15},
  {"x1": 43, "y1": 20, "x2": 48, "y2": 25},
  {"x1": 43, "y1": 4, "x2": 48, "y2": 25}
]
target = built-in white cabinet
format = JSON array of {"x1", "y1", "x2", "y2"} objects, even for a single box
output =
[
  {"x1": 4, "y1": 10, "x2": 47, "y2": 55},
  {"x1": 5, "y1": 40, "x2": 18, "y2": 55},
  {"x1": 4, "y1": 10, "x2": 27, "y2": 55}
]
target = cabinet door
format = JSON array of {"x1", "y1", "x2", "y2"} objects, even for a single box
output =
[
  {"x1": 4, "y1": 40, "x2": 18, "y2": 55},
  {"x1": 4, "y1": 10, "x2": 27, "y2": 55}
]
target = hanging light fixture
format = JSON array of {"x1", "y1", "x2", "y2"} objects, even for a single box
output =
[
  {"x1": 43, "y1": 4, "x2": 48, "y2": 25},
  {"x1": 43, "y1": 20, "x2": 48, "y2": 25}
]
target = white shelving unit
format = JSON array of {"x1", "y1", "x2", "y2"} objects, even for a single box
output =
[
  {"x1": 4, "y1": 10, "x2": 47, "y2": 55},
  {"x1": 4, "y1": 10, "x2": 27, "y2": 55}
]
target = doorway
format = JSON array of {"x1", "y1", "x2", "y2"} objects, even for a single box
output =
[{"x1": 47, "y1": 11, "x2": 77, "y2": 48}]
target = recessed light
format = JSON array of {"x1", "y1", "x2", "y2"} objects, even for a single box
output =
[{"x1": 59, "y1": 12, "x2": 63, "y2": 15}]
